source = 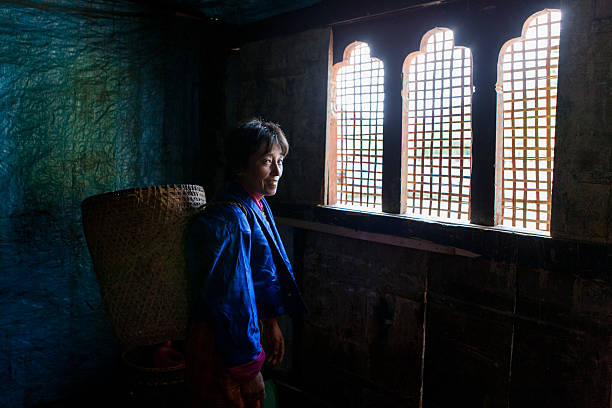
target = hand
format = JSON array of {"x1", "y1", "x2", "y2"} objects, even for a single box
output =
[
  {"x1": 262, "y1": 317, "x2": 285, "y2": 366},
  {"x1": 240, "y1": 372, "x2": 266, "y2": 404}
]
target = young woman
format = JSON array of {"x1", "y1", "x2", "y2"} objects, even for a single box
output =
[{"x1": 185, "y1": 119, "x2": 306, "y2": 407}]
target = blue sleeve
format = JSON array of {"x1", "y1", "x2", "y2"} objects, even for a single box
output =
[{"x1": 186, "y1": 208, "x2": 261, "y2": 367}]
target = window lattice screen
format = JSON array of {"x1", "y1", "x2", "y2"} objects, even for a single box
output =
[
  {"x1": 331, "y1": 42, "x2": 384, "y2": 210},
  {"x1": 402, "y1": 28, "x2": 473, "y2": 221},
  {"x1": 496, "y1": 9, "x2": 561, "y2": 232}
]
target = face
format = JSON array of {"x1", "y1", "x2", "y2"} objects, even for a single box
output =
[{"x1": 238, "y1": 143, "x2": 284, "y2": 196}]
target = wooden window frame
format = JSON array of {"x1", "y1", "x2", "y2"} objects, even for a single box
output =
[
  {"x1": 328, "y1": 41, "x2": 385, "y2": 210},
  {"x1": 401, "y1": 27, "x2": 474, "y2": 222},
  {"x1": 494, "y1": 8, "x2": 561, "y2": 233},
  {"x1": 325, "y1": 0, "x2": 561, "y2": 234}
]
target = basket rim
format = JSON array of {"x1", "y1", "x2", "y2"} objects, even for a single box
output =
[{"x1": 81, "y1": 184, "x2": 205, "y2": 207}]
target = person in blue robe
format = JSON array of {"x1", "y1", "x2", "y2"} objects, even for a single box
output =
[{"x1": 185, "y1": 119, "x2": 306, "y2": 407}]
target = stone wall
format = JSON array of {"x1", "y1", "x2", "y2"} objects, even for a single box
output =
[
  {"x1": 235, "y1": 28, "x2": 330, "y2": 205},
  {"x1": 551, "y1": 0, "x2": 612, "y2": 242}
]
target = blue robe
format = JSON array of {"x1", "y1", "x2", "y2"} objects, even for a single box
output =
[{"x1": 186, "y1": 183, "x2": 306, "y2": 367}]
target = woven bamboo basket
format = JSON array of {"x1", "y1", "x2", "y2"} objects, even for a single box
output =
[{"x1": 81, "y1": 184, "x2": 206, "y2": 348}]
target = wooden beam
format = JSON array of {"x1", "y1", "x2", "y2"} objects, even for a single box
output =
[{"x1": 276, "y1": 216, "x2": 481, "y2": 258}]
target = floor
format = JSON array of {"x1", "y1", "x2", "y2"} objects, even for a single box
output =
[{"x1": 35, "y1": 369, "x2": 330, "y2": 408}]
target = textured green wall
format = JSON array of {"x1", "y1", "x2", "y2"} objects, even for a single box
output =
[
  {"x1": 178, "y1": 0, "x2": 320, "y2": 24},
  {"x1": 0, "y1": 1, "x2": 202, "y2": 406}
]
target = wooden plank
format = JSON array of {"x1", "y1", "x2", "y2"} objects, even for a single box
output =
[{"x1": 276, "y1": 216, "x2": 481, "y2": 258}]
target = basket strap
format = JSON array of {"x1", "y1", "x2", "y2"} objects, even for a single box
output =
[{"x1": 202, "y1": 201, "x2": 248, "y2": 217}]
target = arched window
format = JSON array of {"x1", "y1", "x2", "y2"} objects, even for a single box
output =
[
  {"x1": 402, "y1": 28, "x2": 473, "y2": 221},
  {"x1": 495, "y1": 9, "x2": 561, "y2": 232},
  {"x1": 328, "y1": 42, "x2": 384, "y2": 210}
]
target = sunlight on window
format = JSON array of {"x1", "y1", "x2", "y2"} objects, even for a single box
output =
[
  {"x1": 496, "y1": 9, "x2": 561, "y2": 232},
  {"x1": 402, "y1": 28, "x2": 473, "y2": 221},
  {"x1": 331, "y1": 42, "x2": 384, "y2": 210}
]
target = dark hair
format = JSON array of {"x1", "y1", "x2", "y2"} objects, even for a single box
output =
[{"x1": 225, "y1": 118, "x2": 289, "y2": 179}]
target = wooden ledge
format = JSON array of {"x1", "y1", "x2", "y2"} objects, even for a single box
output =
[{"x1": 277, "y1": 216, "x2": 481, "y2": 258}]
